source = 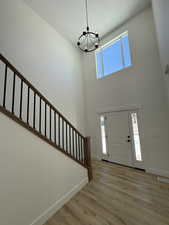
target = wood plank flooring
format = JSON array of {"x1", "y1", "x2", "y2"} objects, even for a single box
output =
[{"x1": 44, "y1": 160, "x2": 169, "y2": 225}]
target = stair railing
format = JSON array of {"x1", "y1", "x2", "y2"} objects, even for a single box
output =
[{"x1": 0, "y1": 53, "x2": 92, "y2": 181}]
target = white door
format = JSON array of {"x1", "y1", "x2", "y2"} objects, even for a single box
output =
[
  {"x1": 106, "y1": 111, "x2": 133, "y2": 167},
  {"x1": 101, "y1": 110, "x2": 144, "y2": 169}
]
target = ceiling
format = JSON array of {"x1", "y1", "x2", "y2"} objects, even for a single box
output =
[{"x1": 24, "y1": 0, "x2": 151, "y2": 44}]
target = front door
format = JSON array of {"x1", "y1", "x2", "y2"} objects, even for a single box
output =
[
  {"x1": 101, "y1": 110, "x2": 144, "y2": 169},
  {"x1": 106, "y1": 111, "x2": 133, "y2": 167}
]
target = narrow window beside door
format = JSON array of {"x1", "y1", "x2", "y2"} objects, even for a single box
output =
[
  {"x1": 100, "y1": 116, "x2": 107, "y2": 155},
  {"x1": 131, "y1": 112, "x2": 142, "y2": 161}
]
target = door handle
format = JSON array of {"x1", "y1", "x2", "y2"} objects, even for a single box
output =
[{"x1": 127, "y1": 139, "x2": 131, "y2": 142}]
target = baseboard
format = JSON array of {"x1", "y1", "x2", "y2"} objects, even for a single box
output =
[
  {"x1": 146, "y1": 168, "x2": 169, "y2": 178},
  {"x1": 157, "y1": 176, "x2": 169, "y2": 184},
  {"x1": 30, "y1": 178, "x2": 88, "y2": 225}
]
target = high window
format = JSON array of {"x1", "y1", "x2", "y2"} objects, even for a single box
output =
[{"x1": 96, "y1": 32, "x2": 132, "y2": 79}]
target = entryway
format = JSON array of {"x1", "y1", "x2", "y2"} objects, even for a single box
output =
[{"x1": 100, "y1": 109, "x2": 144, "y2": 169}]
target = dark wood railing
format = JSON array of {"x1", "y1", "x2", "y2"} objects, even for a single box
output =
[{"x1": 0, "y1": 53, "x2": 92, "y2": 181}]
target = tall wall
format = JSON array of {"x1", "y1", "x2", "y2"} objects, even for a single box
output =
[
  {"x1": 0, "y1": 1, "x2": 88, "y2": 225},
  {"x1": 0, "y1": 0, "x2": 86, "y2": 134},
  {"x1": 152, "y1": 0, "x2": 169, "y2": 105},
  {"x1": 83, "y1": 8, "x2": 169, "y2": 176}
]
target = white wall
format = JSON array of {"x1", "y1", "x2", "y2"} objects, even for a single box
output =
[
  {"x1": 83, "y1": 8, "x2": 169, "y2": 176},
  {"x1": 0, "y1": 0, "x2": 86, "y2": 134},
  {"x1": 0, "y1": 1, "x2": 88, "y2": 225},
  {"x1": 0, "y1": 113, "x2": 88, "y2": 225},
  {"x1": 152, "y1": 0, "x2": 169, "y2": 104}
]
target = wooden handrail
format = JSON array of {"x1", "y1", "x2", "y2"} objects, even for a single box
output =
[
  {"x1": 0, "y1": 53, "x2": 93, "y2": 181},
  {"x1": 0, "y1": 54, "x2": 84, "y2": 139}
]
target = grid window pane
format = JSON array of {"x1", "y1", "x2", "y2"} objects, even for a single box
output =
[
  {"x1": 96, "y1": 32, "x2": 132, "y2": 79},
  {"x1": 102, "y1": 39, "x2": 123, "y2": 76}
]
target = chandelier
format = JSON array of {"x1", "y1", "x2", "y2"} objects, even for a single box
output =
[{"x1": 77, "y1": 0, "x2": 100, "y2": 52}]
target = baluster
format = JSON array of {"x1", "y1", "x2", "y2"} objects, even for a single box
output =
[
  {"x1": 49, "y1": 106, "x2": 51, "y2": 140},
  {"x1": 33, "y1": 92, "x2": 36, "y2": 129},
  {"x1": 78, "y1": 135, "x2": 81, "y2": 161},
  {"x1": 66, "y1": 123, "x2": 68, "y2": 152},
  {"x1": 76, "y1": 133, "x2": 78, "y2": 160},
  {"x1": 39, "y1": 97, "x2": 42, "y2": 133},
  {"x1": 12, "y1": 73, "x2": 16, "y2": 114},
  {"x1": 58, "y1": 114, "x2": 60, "y2": 147},
  {"x1": 20, "y1": 80, "x2": 23, "y2": 119},
  {"x1": 69, "y1": 126, "x2": 71, "y2": 155},
  {"x1": 54, "y1": 112, "x2": 56, "y2": 144},
  {"x1": 27, "y1": 87, "x2": 30, "y2": 124},
  {"x1": 72, "y1": 129, "x2": 75, "y2": 158},
  {"x1": 62, "y1": 118, "x2": 64, "y2": 150},
  {"x1": 3, "y1": 65, "x2": 8, "y2": 108},
  {"x1": 45, "y1": 103, "x2": 47, "y2": 137},
  {"x1": 81, "y1": 138, "x2": 84, "y2": 163}
]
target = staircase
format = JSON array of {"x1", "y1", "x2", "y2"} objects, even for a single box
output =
[{"x1": 0, "y1": 53, "x2": 92, "y2": 181}]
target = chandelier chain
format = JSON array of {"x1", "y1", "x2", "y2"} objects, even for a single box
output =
[
  {"x1": 85, "y1": 0, "x2": 89, "y2": 28},
  {"x1": 77, "y1": 0, "x2": 100, "y2": 52}
]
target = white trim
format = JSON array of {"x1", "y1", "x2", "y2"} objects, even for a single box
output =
[
  {"x1": 95, "y1": 31, "x2": 131, "y2": 80},
  {"x1": 96, "y1": 105, "x2": 142, "y2": 115},
  {"x1": 146, "y1": 168, "x2": 169, "y2": 178},
  {"x1": 157, "y1": 177, "x2": 169, "y2": 184},
  {"x1": 129, "y1": 111, "x2": 144, "y2": 168},
  {"x1": 120, "y1": 35, "x2": 125, "y2": 68},
  {"x1": 96, "y1": 31, "x2": 128, "y2": 51},
  {"x1": 30, "y1": 178, "x2": 88, "y2": 225}
]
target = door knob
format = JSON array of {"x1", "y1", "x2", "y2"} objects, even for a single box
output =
[{"x1": 127, "y1": 139, "x2": 131, "y2": 142}]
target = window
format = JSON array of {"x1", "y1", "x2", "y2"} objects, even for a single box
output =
[
  {"x1": 131, "y1": 112, "x2": 142, "y2": 161},
  {"x1": 100, "y1": 116, "x2": 107, "y2": 155},
  {"x1": 96, "y1": 32, "x2": 132, "y2": 79}
]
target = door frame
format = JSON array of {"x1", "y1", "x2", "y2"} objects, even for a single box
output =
[{"x1": 97, "y1": 105, "x2": 145, "y2": 169}]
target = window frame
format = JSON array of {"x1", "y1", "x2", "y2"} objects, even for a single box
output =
[
  {"x1": 100, "y1": 115, "x2": 108, "y2": 155},
  {"x1": 130, "y1": 111, "x2": 143, "y2": 162},
  {"x1": 95, "y1": 31, "x2": 132, "y2": 79}
]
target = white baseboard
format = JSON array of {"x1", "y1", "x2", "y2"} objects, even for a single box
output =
[
  {"x1": 30, "y1": 178, "x2": 88, "y2": 225},
  {"x1": 146, "y1": 168, "x2": 169, "y2": 178},
  {"x1": 157, "y1": 176, "x2": 169, "y2": 184}
]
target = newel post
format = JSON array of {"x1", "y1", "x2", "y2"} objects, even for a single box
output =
[{"x1": 84, "y1": 137, "x2": 93, "y2": 182}]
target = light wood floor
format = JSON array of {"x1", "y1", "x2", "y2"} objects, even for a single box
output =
[{"x1": 44, "y1": 160, "x2": 169, "y2": 225}]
